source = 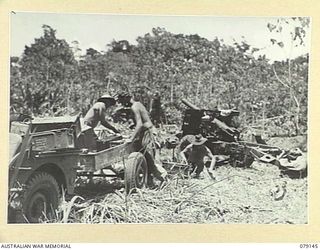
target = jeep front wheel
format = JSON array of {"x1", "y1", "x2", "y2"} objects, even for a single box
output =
[{"x1": 23, "y1": 172, "x2": 60, "y2": 223}]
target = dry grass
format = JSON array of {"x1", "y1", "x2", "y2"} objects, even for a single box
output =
[
  {"x1": 46, "y1": 136, "x2": 308, "y2": 224},
  {"x1": 53, "y1": 151, "x2": 307, "y2": 224}
]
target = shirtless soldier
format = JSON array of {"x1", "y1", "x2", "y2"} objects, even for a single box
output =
[
  {"x1": 117, "y1": 92, "x2": 167, "y2": 185},
  {"x1": 80, "y1": 94, "x2": 119, "y2": 151}
]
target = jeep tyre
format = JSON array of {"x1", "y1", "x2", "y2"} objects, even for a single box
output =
[{"x1": 22, "y1": 172, "x2": 60, "y2": 223}]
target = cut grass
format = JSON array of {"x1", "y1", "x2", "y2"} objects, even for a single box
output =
[{"x1": 52, "y1": 136, "x2": 307, "y2": 224}]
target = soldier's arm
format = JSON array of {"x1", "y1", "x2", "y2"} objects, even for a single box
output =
[
  {"x1": 180, "y1": 144, "x2": 192, "y2": 163},
  {"x1": 205, "y1": 146, "x2": 217, "y2": 173},
  {"x1": 101, "y1": 119, "x2": 119, "y2": 133},
  {"x1": 99, "y1": 107, "x2": 119, "y2": 133},
  {"x1": 205, "y1": 146, "x2": 214, "y2": 158},
  {"x1": 149, "y1": 99, "x2": 154, "y2": 112}
]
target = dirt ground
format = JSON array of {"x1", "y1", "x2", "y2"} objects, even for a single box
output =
[{"x1": 55, "y1": 136, "x2": 307, "y2": 224}]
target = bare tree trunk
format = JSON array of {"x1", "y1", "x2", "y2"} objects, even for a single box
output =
[
  {"x1": 209, "y1": 71, "x2": 214, "y2": 99},
  {"x1": 295, "y1": 105, "x2": 300, "y2": 135},
  {"x1": 170, "y1": 70, "x2": 176, "y2": 104},
  {"x1": 106, "y1": 77, "x2": 111, "y2": 93},
  {"x1": 262, "y1": 102, "x2": 265, "y2": 134},
  {"x1": 196, "y1": 74, "x2": 201, "y2": 103},
  {"x1": 273, "y1": 65, "x2": 301, "y2": 135},
  {"x1": 170, "y1": 81, "x2": 174, "y2": 103}
]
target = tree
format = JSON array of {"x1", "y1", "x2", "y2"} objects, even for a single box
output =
[
  {"x1": 267, "y1": 17, "x2": 310, "y2": 134},
  {"x1": 12, "y1": 24, "x2": 77, "y2": 115},
  {"x1": 10, "y1": 24, "x2": 308, "y2": 133}
]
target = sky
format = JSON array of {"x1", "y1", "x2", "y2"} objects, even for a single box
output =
[{"x1": 10, "y1": 12, "x2": 311, "y2": 62}]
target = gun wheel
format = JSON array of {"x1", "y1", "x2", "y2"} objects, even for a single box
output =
[{"x1": 22, "y1": 172, "x2": 60, "y2": 223}]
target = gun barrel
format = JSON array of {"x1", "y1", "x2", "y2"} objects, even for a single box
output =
[
  {"x1": 212, "y1": 118, "x2": 239, "y2": 137},
  {"x1": 181, "y1": 98, "x2": 200, "y2": 110}
]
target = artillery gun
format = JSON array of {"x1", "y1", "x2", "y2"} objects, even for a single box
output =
[
  {"x1": 180, "y1": 99, "x2": 276, "y2": 168},
  {"x1": 181, "y1": 98, "x2": 240, "y2": 142},
  {"x1": 178, "y1": 98, "x2": 307, "y2": 177}
]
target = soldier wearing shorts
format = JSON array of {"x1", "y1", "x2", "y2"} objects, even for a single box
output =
[{"x1": 117, "y1": 92, "x2": 167, "y2": 184}]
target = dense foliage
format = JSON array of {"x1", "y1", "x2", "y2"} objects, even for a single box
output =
[{"x1": 10, "y1": 19, "x2": 309, "y2": 135}]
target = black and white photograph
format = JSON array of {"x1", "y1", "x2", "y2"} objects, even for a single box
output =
[{"x1": 8, "y1": 12, "x2": 309, "y2": 224}]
